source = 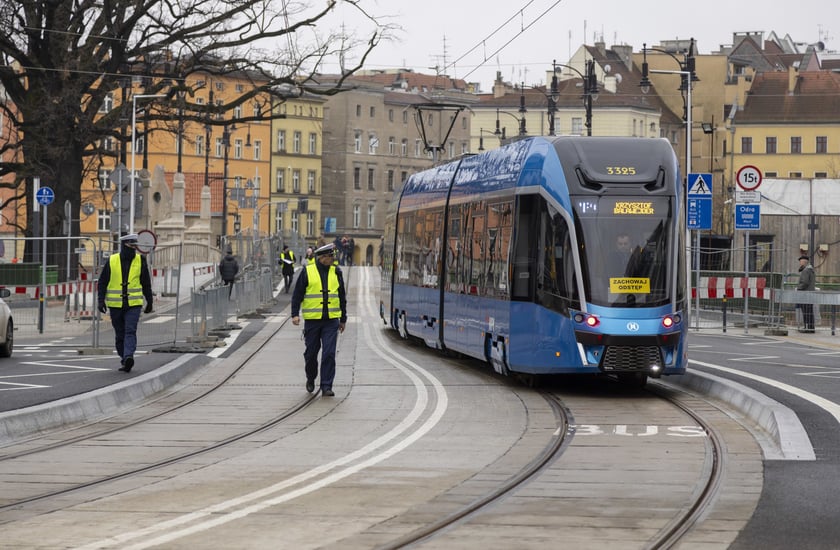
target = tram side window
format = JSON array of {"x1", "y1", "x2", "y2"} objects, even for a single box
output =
[
  {"x1": 446, "y1": 206, "x2": 465, "y2": 293},
  {"x1": 395, "y1": 213, "x2": 417, "y2": 284},
  {"x1": 536, "y1": 205, "x2": 575, "y2": 314},
  {"x1": 485, "y1": 199, "x2": 513, "y2": 299},
  {"x1": 419, "y1": 207, "x2": 443, "y2": 287},
  {"x1": 467, "y1": 202, "x2": 486, "y2": 295},
  {"x1": 512, "y1": 196, "x2": 536, "y2": 301}
]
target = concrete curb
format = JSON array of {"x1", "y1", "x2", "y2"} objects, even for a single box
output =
[
  {"x1": 665, "y1": 370, "x2": 816, "y2": 461},
  {"x1": 0, "y1": 354, "x2": 206, "y2": 447}
]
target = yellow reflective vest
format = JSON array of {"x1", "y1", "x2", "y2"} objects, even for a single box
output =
[
  {"x1": 105, "y1": 254, "x2": 143, "y2": 308},
  {"x1": 300, "y1": 263, "x2": 341, "y2": 320}
]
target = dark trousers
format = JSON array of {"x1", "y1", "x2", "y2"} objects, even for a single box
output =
[
  {"x1": 109, "y1": 305, "x2": 141, "y2": 360},
  {"x1": 303, "y1": 318, "x2": 340, "y2": 390},
  {"x1": 799, "y1": 303, "x2": 815, "y2": 330},
  {"x1": 224, "y1": 279, "x2": 234, "y2": 298},
  {"x1": 283, "y1": 270, "x2": 294, "y2": 293}
]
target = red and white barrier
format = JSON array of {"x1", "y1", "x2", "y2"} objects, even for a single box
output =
[
  {"x1": 692, "y1": 276, "x2": 769, "y2": 299},
  {"x1": 5, "y1": 281, "x2": 95, "y2": 299}
]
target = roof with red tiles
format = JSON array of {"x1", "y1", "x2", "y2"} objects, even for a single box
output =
[{"x1": 734, "y1": 70, "x2": 840, "y2": 123}]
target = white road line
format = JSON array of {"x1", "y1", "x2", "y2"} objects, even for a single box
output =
[
  {"x1": 691, "y1": 359, "x2": 840, "y2": 427},
  {"x1": 730, "y1": 355, "x2": 781, "y2": 362},
  {"x1": 79, "y1": 268, "x2": 449, "y2": 550}
]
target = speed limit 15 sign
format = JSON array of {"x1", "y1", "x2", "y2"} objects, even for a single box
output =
[{"x1": 736, "y1": 165, "x2": 763, "y2": 191}]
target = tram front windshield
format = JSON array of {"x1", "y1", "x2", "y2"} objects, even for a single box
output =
[{"x1": 575, "y1": 196, "x2": 673, "y2": 308}]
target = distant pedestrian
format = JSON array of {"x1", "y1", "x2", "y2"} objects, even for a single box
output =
[
  {"x1": 304, "y1": 246, "x2": 315, "y2": 265},
  {"x1": 291, "y1": 243, "x2": 347, "y2": 397},
  {"x1": 219, "y1": 247, "x2": 239, "y2": 298},
  {"x1": 280, "y1": 244, "x2": 296, "y2": 293},
  {"x1": 796, "y1": 255, "x2": 816, "y2": 332},
  {"x1": 97, "y1": 233, "x2": 154, "y2": 372}
]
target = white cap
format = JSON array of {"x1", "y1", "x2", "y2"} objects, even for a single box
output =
[
  {"x1": 119, "y1": 233, "x2": 139, "y2": 243},
  {"x1": 314, "y1": 243, "x2": 336, "y2": 256}
]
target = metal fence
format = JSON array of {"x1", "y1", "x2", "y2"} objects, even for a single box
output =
[
  {"x1": 1, "y1": 235, "x2": 291, "y2": 353},
  {"x1": 691, "y1": 269, "x2": 840, "y2": 334}
]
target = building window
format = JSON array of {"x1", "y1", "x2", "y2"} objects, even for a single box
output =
[
  {"x1": 98, "y1": 168, "x2": 111, "y2": 190},
  {"x1": 766, "y1": 137, "x2": 776, "y2": 154},
  {"x1": 353, "y1": 204, "x2": 360, "y2": 228},
  {"x1": 292, "y1": 169, "x2": 300, "y2": 192},
  {"x1": 309, "y1": 133, "x2": 317, "y2": 154},
  {"x1": 215, "y1": 137, "x2": 223, "y2": 158},
  {"x1": 354, "y1": 131, "x2": 362, "y2": 153},
  {"x1": 789, "y1": 171, "x2": 803, "y2": 178},
  {"x1": 293, "y1": 131, "x2": 301, "y2": 153},
  {"x1": 234, "y1": 139, "x2": 243, "y2": 159},
  {"x1": 367, "y1": 204, "x2": 375, "y2": 228},
  {"x1": 791, "y1": 136, "x2": 802, "y2": 154},
  {"x1": 764, "y1": 172, "x2": 777, "y2": 177},
  {"x1": 368, "y1": 168, "x2": 375, "y2": 190},
  {"x1": 815, "y1": 171, "x2": 828, "y2": 178},
  {"x1": 307, "y1": 212, "x2": 315, "y2": 237},
  {"x1": 388, "y1": 137, "x2": 395, "y2": 155},
  {"x1": 741, "y1": 137, "x2": 752, "y2": 154},
  {"x1": 462, "y1": 117, "x2": 467, "y2": 129},
  {"x1": 370, "y1": 106, "x2": 375, "y2": 117},
  {"x1": 401, "y1": 170, "x2": 408, "y2": 184},
  {"x1": 448, "y1": 141, "x2": 455, "y2": 158},
  {"x1": 461, "y1": 142, "x2": 468, "y2": 155},
  {"x1": 99, "y1": 92, "x2": 114, "y2": 113},
  {"x1": 307, "y1": 170, "x2": 316, "y2": 193},
  {"x1": 234, "y1": 105, "x2": 242, "y2": 119},
  {"x1": 402, "y1": 110, "x2": 408, "y2": 123},
  {"x1": 275, "y1": 210, "x2": 283, "y2": 233},
  {"x1": 277, "y1": 130, "x2": 286, "y2": 152},
  {"x1": 97, "y1": 209, "x2": 111, "y2": 232},
  {"x1": 196, "y1": 134, "x2": 205, "y2": 156},
  {"x1": 353, "y1": 167, "x2": 361, "y2": 189},
  {"x1": 387, "y1": 170, "x2": 395, "y2": 191},
  {"x1": 401, "y1": 138, "x2": 407, "y2": 156},
  {"x1": 253, "y1": 140, "x2": 261, "y2": 160},
  {"x1": 816, "y1": 136, "x2": 827, "y2": 154},
  {"x1": 388, "y1": 109, "x2": 394, "y2": 122},
  {"x1": 571, "y1": 117, "x2": 583, "y2": 135},
  {"x1": 356, "y1": 105, "x2": 362, "y2": 117},
  {"x1": 414, "y1": 139, "x2": 422, "y2": 157},
  {"x1": 369, "y1": 134, "x2": 378, "y2": 154},
  {"x1": 276, "y1": 169, "x2": 284, "y2": 192},
  {"x1": 291, "y1": 211, "x2": 299, "y2": 233}
]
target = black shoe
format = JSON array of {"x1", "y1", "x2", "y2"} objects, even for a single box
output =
[
  {"x1": 322, "y1": 389, "x2": 335, "y2": 397},
  {"x1": 119, "y1": 356, "x2": 134, "y2": 372},
  {"x1": 306, "y1": 380, "x2": 315, "y2": 393}
]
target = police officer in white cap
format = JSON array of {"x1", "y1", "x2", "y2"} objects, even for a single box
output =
[
  {"x1": 291, "y1": 242, "x2": 347, "y2": 396},
  {"x1": 97, "y1": 233, "x2": 154, "y2": 372}
]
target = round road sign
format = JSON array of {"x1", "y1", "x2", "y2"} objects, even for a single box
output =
[
  {"x1": 736, "y1": 165, "x2": 762, "y2": 191},
  {"x1": 136, "y1": 229, "x2": 157, "y2": 255}
]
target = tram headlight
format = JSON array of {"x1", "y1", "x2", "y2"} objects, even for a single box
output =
[
  {"x1": 661, "y1": 313, "x2": 681, "y2": 329},
  {"x1": 573, "y1": 312, "x2": 600, "y2": 327}
]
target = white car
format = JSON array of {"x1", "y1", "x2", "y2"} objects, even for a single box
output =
[{"x1": 0, "y1": 288, "x2": 13, "y2": 357}]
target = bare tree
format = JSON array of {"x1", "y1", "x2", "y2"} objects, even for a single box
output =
[{"x1": 0, "y1": 0, "x2": 386, "y2": 266}]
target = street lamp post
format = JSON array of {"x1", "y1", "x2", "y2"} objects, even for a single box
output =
[
  {"x1": 221, "y1": 124, "x2": 234, "y2": 238},
  {"x1": 553, "y1": 59, "x2": 599, "y2": 136},
  {"x1": 639, "y1": 39, "x2": 699, "y2": 329},
  {"x1": 130, "y1": 93, "x2": 166, "y2": 234}
]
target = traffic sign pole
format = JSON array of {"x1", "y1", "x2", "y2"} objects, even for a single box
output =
[{"x1": 735, "y1": 165, "x2": 762, "y2": 336}]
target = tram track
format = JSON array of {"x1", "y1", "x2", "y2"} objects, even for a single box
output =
[{"x1": 0, "y1": 313, "x2": 322, "y2": 514}]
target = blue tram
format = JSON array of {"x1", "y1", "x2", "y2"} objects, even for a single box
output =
[{"x1": 380, "y1": 136, "x2": 688, "y2": 384}]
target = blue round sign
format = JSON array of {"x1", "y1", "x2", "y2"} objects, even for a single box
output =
[{"x1": 36, "y1": 186, "x2": 55, "y2": 206}]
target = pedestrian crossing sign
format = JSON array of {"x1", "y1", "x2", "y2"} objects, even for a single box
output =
[{"x1": 688, "y1": 173, "x2": 712, "y2": 196}]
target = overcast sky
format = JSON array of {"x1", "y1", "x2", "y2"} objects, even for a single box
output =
[{"x1": 330, "y1": 0, "x2": 835, "y2": 92}]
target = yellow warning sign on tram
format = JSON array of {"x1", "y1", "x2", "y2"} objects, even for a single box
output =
[{"x1": 610, "y1": 278, "x2": 650, "y2": 293}]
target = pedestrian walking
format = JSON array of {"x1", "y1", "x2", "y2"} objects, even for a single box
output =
[
  {"x1": 280, "y1": 244, "x2": 296, "y2": 293},
  {"x1": 291, "y1": 243, "x2": 347, "y2": 397},
  {"x1": 796, "y1": 254, "x2": 816, "y2": 332},
  {"x1": 304, "y1": 246, "x2": 315, "y2": 265},
  {"x1": 219, "y1": 246, "x2": 239, "y2": 299},
  {"x1": 97, "y1": 233, "x2": 154, "y2": 372}
]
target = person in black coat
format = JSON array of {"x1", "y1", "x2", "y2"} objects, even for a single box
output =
[{"x1": 218, "y1": 247, "x2": 239, "y2": 298}]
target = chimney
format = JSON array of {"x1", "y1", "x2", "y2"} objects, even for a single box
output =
[{"x1": 788, "y1": 66, "x2": 799, "y2": 95}]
